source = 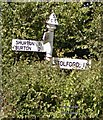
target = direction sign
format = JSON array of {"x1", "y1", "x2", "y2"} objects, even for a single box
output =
[
  {"x1": 12, "y1": 39, "x2": 44, "y2": 52},
  {"x1": 52, "y1": 57, "x2": 91, "y2": 70}
]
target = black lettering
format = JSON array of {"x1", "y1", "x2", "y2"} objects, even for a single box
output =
[
  {"x1": 72, "y1": 62, "x2": 76, "y2": 66},
  {"x1": 16, "y1": 41, "x2": 19, "y2": 45},
  {"x1": 63, "y1": 61, "x2": 67, "y2": 66},
  {"x1": 14, "y1": 46, "x2": 31, "y2": 51},
  {"x1": 86, "y1": 62, "x2": 89, "y2": 67},
  {"x1": 20, "y1": 46, "x2": 23, "y2": 49},
  {"x1": 21, "y1": 41, "x2": 23, "y2": 45},
  {"x1": 59, "y1": 61, "x2": 63, "y2": 66},
  {"x1": 31, "y1": 42, "x2": 35, "y2": 45},
  {"x1": 66, "y1": 62, "x2": 69, "y2": 66},
  {"x1": 15, "y1": 46, "x2": 18, "y2": 50},
  {"x1": 83, "y1": 63, "x2": 86, "y2": 68},
  {"x1": 25, "y1": 46, "x2": 27, "y2": 50},
  {"x1": 54, "y1": 19, "x2": 56, "y2": 23},
  {"x1": 29, "y1": 41, "x2": 32, "y2": 45},
  {"x1": 29, "y1": 46, "x2": 31, "y2": 50},
  {"x1": 38, "y1": 43, "x2": 41, "y2": 52},
  {"x1": 27, "y1": 41, "x2": 30, "y2": 45},
  {"x1": 53, "y1": 14, "x2": 56, "y2": 18},
  {"x1": 23, "y1": 41, "x2": 26, "y2": 45},
  {"x1": 69, "y1": 62, "x2": 73, "y2": 67},
  {"x1": 16, "y1": 41, "x2": 22, "y2": 45},
  {"x1": 51, "y1": 19, "x2": 53, "y2": 22},
  {"x1": 28, "y1": 41, "x2": 35, "y2": 46},
  {"x1": 26, "y1": 46, "x2": 31, "y2": 50},
  {"x1": 23, "y1": 46, "x2": 26, "y2": 50},
  {"x1": 16, "y1": 46, "x2": 20, "y2": 50},
  {"x1": 76, "y1": 62, "x2": 80, "y2": 67}
]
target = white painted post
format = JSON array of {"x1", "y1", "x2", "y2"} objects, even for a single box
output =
[{"x1": 43, "y1": 13, "x2": 58, "y2": 61}]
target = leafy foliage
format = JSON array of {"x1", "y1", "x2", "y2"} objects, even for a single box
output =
[
  {"x1": 2, "y1": 60, "x2": 103, "y2": 119},
  {"x1": 1, "y1": 2, "x2": 103, "y2": 120},
  {"x1": 1, "y1": 2, "x2": 103, "y2": 64}
]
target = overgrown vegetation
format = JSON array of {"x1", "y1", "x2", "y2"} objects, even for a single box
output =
[
  {"x1": 1, "y1": 2, "x2": 103, "y2": 119},
  {"x1": 2, "y1": 60, "x2": 103, "y2": 119}
]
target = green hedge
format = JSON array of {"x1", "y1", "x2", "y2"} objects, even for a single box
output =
[
  {"x1": 1, "y1": 2, "x2": 103, "y2": 65},
  {"x1": 2, "y1": 60, "x2": 103, "y2": 119},
  {"x1": 1, "y1": 2, "x2": 103, "y2": 120}
]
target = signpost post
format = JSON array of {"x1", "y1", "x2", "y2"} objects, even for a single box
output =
[
  {"x1": 43, "y1": 12, "x2": 58, "y2": 61},
  {"x1": 12, "y1": 12, "x2": 59, "y2": 61},
  {"x1": 12, "y1": 12, "x2": 91, "y2": 70}
]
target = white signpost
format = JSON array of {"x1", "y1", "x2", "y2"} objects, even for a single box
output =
[
  {"x1": 12, "y1": 39, "x2": 44, "y2": 52},
  {"x1": 43, "y1": 12, "x2": 58, "y2": 61},
  {"x1": 52, "y1": 57, "x2": 91, "y2": 70},
  {"x1": 12, "y1": 12, "x2": 91, "y2": 70}
]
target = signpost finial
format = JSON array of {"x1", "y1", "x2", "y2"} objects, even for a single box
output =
[{"x1": 46, "y1": 12, "x2": 58, "y2": 26}]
